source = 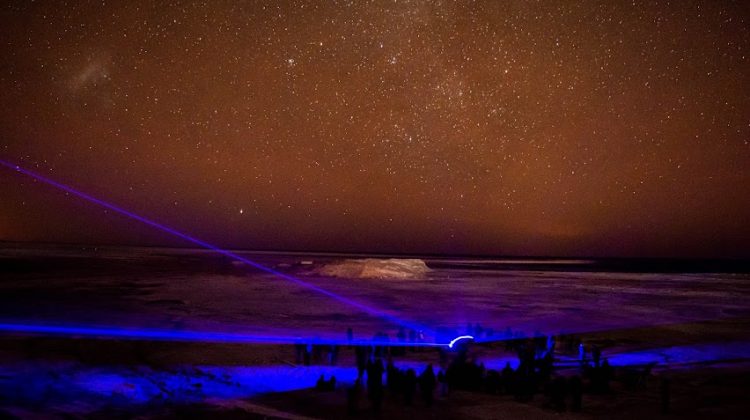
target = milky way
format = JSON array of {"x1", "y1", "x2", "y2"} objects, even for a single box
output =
[{"x1": 1, "y1": 1, "x2": 748, "y2": 257}]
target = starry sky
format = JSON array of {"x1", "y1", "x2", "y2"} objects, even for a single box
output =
[{"x1": 0, "y1": 1, "x2": 748, "y2": 258}]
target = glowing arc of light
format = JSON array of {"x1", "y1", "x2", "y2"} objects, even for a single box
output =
[{"x1": 448, "y1": 335, "x2": 474, "y2": 348}]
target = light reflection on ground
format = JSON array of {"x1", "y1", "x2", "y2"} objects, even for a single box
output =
[{"x1": 1, "y1": 341, "x2": 748, "y2": 415}]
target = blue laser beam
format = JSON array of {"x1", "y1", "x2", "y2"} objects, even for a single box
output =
[
  {"x1": 0, "y1": 322, "x2": 446, "y2": 347},
  {"x1": 0, "y1": 159, "x2": 434, "y2": 336}
]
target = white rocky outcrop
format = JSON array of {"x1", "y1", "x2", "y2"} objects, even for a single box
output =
[{"x1": 313, "y1": 258, "x2": 430, "y2": 279}]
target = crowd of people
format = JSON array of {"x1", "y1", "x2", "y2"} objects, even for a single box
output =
[
  {"x1": 294, "y1": 340, "x2": 340, "y2": 366},
  {"x1": 303, "y1": 327, "x2": 665, "y2": 416},
  {"x1": 343, "y1": 357, "x2": 437, "y2": 415}
]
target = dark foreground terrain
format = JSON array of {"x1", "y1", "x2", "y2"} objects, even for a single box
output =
[{"x1": 1, "y1": 245, "x2": 749, "y2": 418}]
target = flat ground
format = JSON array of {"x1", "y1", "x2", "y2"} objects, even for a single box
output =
[{"x1": 0, "y1": 246, "x2": 748, "y2": 418}]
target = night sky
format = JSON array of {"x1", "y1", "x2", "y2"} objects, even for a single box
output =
[{"x1": 1, "y1": 1, "x2": 748, "y2": 257}]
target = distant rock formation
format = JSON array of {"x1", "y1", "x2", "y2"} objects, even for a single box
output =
[{"x1": 313, "y1": 258, "x2": 430, "y2": 279}]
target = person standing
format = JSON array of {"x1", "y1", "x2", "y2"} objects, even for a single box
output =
[
  {"x1": 660, "y1": 377, "x2": 671, "y2": 415},
  {"x1": 419, "y1": 364, "x2": 436, "y2": 407}
]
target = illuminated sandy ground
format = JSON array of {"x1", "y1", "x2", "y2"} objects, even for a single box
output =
[{"x1": 0, "y1": 246, "x2": 749, "y2": 417}]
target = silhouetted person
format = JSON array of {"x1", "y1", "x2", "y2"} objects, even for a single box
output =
[
  {"x1": 372, "y1": 332, "x2": 384, "y2": 358},
  {"x1": 347, "y1": 327, "x2": 354, "y2": 343},
  {"x1": 347, "y1": 378, "x2": 363, "y2": 416},
  {"x1": 589, "y1": 358, "x2": 612, "y2": 394},
  {"x1": 328, "y1": 375, "x2": 337, "y2": 391},
  {"x1": 355, "y1": 346, "x2": 367, "y2": 379},
  {"x1": 534, "y1": 330, "x2": 546, "y2": 356},
  {"x1": 381, "y1": 332, "x2": 391, "y2": 358},
  {"x1": 404, "y1": 368, "x2": 417, "y2": 406},
  {"x1": 660, "y1": 377, "x2": 670, "y2": 415},
  {"x1": 473, "y1": 323, "x2": 484, "y2": 339},
  {"x1": 475, "y1": 362, "x2": 486, "y2": 391},
  {"x1": 501, "y1": 362, "x2": 514, "y2": 394},
  {"x1": 439, "y1": 347, "x2": 449, "y2": 367},
  {"x1": 600, "y1": 359, "x2": 613, "y2": 392},
  {"x1": 315, "y1": 374, "x2": 335, "y2": 391},
  {"x1": 386, "y1": 359, "x2": 399, "y2": 394},
  {"x1": 550, "y1": 376, "x2": 567, "y2": 412},
  {"x1": 639, "y1": 363, "x2": 655, "y2": 389},
  {"x1": 294, "y1": 341, "x2": 304, "y2": 364},
  {"x1": 569, "y1": 375, "x2": 583, "y2": 412},
  {"x1": 592, "y1": 345, "x2": 601, "y2": 368},
  {"x1": 316, "y1": 374, "x2": 326, "y2": 390},
  {"x1": 546, "y1": 335, "x2": 556, "y2": 356},
  {"x1": 313, "y1": 342, "x2": 323, "y2": 363},
  {"x1": 539, "y1": 351, "x2": 554, "y2": 381},
  {"x1": 578, "y1": 342, "x2": 586, "y2": 362},
  {"x1": 367, "y1": 358, "x2": 384, "y2": 413},
  {"x1": 437, "y1": 369, "x2": 448, "y2": 397},
  {"x1": 486, "y1": 369, "x2": 501, "y2": 394},
  {"x1": 330, "y1": 344, "x2": 339, "y2": 366},
  {"x1": 419, "y1": 364, "x2": 436, "y2": 407},
  {"x1": 304, "y1": 342, "x2": 312, "y2": 366}
]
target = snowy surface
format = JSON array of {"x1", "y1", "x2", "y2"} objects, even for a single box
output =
[{"x1": 312, "y1": 258, "x2": 431, "y2": 279}]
